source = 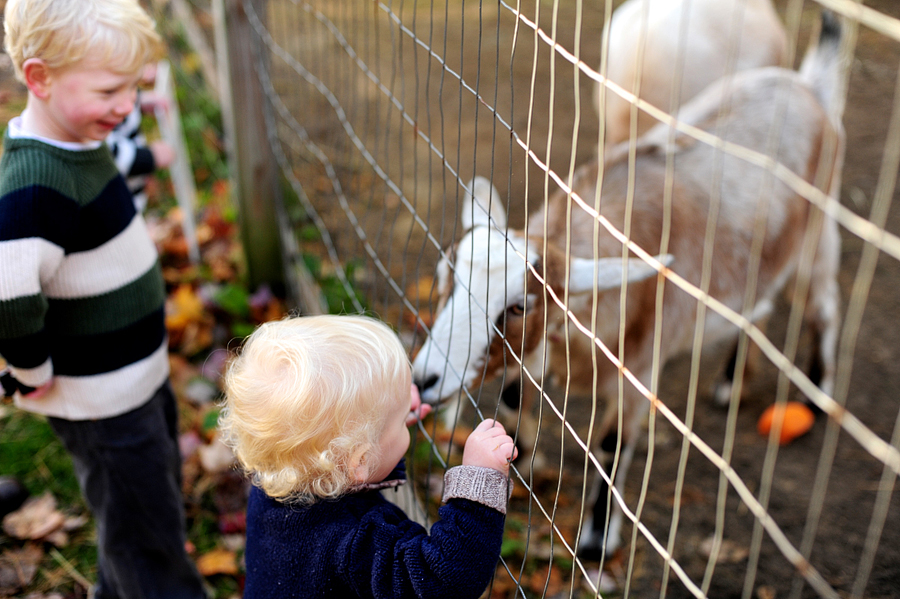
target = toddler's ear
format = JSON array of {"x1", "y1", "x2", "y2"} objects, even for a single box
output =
[
  {"x1": 22, "y1": 58, "x2": 51, "y2": 99},
  {"x1": 349, "y1": 445, "x2": 371, "y2": 483}
]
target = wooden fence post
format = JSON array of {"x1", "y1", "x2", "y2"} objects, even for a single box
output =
[{"x1": 213, "y1": 0, "x2": 284, "y2": 294}]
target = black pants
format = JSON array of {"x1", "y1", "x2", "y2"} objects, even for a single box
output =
[{"x1": 48, "y1": 382, "x2": 205, "y2": 599}]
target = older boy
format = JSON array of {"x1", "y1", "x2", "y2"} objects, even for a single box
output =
[
  {"x1": 0, "y1": 1, "x2": 205, "y2": 597},
  {"x1": 220, "y1": 315, "x2": 517, "y2": 599}
]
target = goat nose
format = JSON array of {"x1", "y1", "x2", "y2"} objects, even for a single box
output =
[{"x1": 416, "y1": 374, "x2": 439, "y2": 393}]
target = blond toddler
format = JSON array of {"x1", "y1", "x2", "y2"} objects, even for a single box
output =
[{"x1": 220, "y1": 315, "x2": 517, "y2": 599}]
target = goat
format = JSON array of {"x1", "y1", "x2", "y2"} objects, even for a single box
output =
[
  {"x1": 599, "y1": 0, "x2": 787, "y2": 146},
  {"x1": 413, "y1": 12, "x2": 844, "y2": 557}
]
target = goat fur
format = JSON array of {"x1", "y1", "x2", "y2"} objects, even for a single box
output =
[
  {"x1": 599, "y1": 0, "x2": 787, "y2": 145},
  {"x1": 414, "y1": 12, "x2": 844, "y2": 556}
]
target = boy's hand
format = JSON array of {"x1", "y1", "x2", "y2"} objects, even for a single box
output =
[
  {"x1": 0, "y1": 369, "x2": 53, "y2": 400},
  {"x1": 23, "y1": 379, "x2": 53, "y2": 400},
  {"x1": 139, "y1": 90, "x2": 168, "y2": 114},
  {"x1": 150, "y1": 140, "x2": 176, "y2": 170},
  {"x1": 462, "y1": 419, "x2": 517, "y2": 475}
]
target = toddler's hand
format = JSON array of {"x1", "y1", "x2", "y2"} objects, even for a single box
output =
[{"x1": 462, "y1": 419, "x2": 517, "y2": 475}]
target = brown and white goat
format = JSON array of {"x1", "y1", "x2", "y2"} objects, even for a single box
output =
[
  {"x1": 413, "y1": 15, "x2": 844, "y2": 556},
  {"x1": 599, "y1": 0, "x2": 787, "y2": 146}
]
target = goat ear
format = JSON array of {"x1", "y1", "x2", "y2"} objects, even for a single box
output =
[
  {"x1": 567, "y1": 254, "x2": 674, "y2": 293},
  {"x1": 461, "y1": 176, "x2": 506, "y2": 229}
]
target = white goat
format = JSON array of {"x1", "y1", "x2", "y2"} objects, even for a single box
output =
[
  {"x1": 599, "y1": 0, "x2": 787, "y2": 146},
  {"x1": 413, "y1": 13, "x2": 844, "y2": 556}
]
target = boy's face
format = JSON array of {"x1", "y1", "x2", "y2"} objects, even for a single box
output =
[
  {"x1": 33, "y1": 61, "x2": 141, "y2": 143},
  {"x1": 364, "y1": 383, "x2": 422, "y2": 484}
]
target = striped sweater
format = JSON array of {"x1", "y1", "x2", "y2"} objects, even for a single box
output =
[{"x1": 0, "y1": 130, "x2": 169, "y2": 420}]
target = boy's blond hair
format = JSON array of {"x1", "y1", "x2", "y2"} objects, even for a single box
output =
[
  {"x1": 219, "y1": 315, "x2": 413, "y2": 502},
  {"x1": 4, "y1": 0, "x2": 164, "y2": 82}
]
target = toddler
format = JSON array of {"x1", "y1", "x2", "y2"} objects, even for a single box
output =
[{"x1": 220, "y1": 315, "x2": 517, "y2": 599}]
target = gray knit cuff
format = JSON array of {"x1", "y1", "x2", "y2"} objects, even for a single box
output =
[{"x1": 442, "y1": 466, "x2": 512, "y2": 515}]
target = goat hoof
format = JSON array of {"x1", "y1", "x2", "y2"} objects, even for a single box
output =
[{"x1": 713, "y1": 382, "x2": 734, "y2": 407}]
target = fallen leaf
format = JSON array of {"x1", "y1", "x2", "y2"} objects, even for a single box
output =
[
  {"x1": 757, "y1": 585, "x2": 777, "y2": 599},
  {"x1": 198, "y1": 436, "x2": 236, "y2": 474},
  {"x1": 44, "y1": 528, "x2": 69, "y2": 547},
  {"x1": 217, "y1": 511, "x2": 246, "y2": 535},
  {"x1": 527, "y1": 563, "x2": 564, "y2": 596},
  {"x1": 166, "y1": 284, "x2": 206, "y2": 332},
  {"x1": 183, "y1": 377, "x2": 219, "y2": 406},
  {"x1": 3, "y1": 493, "x2": 66, "y2": 541},
  {"x1": 179, "y1": 430, "x2": 203, "y2": 459},
  {"x1": 220, "y1": 533, "x2": 245, "y2": 553},
  {"x1": 162, "y1": 236, "x2": 190, "y2": 260},
  {"x1": 489, "y1": 565, "x2": 520, "y2": 598},
  {"x1": 62, "y1": 514, "x2": 89, "y2": 531},
  {"x1": 0, "y1": 544, "x2": 42, "y2": 593},
  {"x1": 196, "y1": 548, "x2": 238, "y2": 576},
  {"x1": 405, "y1": 277, "x2": 435, "y2": 303},
  {"x1": 176, "y1": 321, "x2": 214, "y2": 356},
  {"x1": 698, "y1": 535, "x2": 750, "y2": 564}
]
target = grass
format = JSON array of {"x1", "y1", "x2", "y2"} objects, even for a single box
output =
[
  {"x1": 0, "y1": 407, "x2": 81, "y2": 506},
  {"x1": 0, "y1": 404, "x2": 96, "y2": 596}
]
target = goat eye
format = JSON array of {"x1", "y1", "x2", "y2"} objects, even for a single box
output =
[{"x1": 508, "y1": 302, "x2": 526, "y2": 317}]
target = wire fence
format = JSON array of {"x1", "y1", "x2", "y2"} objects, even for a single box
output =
[{"x1": 222, "y1": 0, "x2": 900, "y2": 596}]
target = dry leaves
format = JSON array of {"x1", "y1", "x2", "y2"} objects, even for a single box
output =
[
  {"x1": 698, "y1": 535, "x2": 750, "y2": 564},
  {"x1": 0, "y1": 544, "x2": 42, "y2": 594},
  {"x1": 2, "y1": 493, "x2": 86, "y2": 547},
  {"x1": 198, "y1": 435, "x2": 236, "y2": 474},
  {"x1": 165, "y1": 284, "x2": 214, "y2": 356},
  {"x1": 196, "y1": 548, "x2": 238, "y2": 576}
]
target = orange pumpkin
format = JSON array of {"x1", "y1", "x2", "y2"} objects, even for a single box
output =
[{"x1": 757, "y1": 401, "x2": 815, "y2": 445}]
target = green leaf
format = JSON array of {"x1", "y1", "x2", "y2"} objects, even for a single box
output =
[
  {"x1": 202, "y1": 407, "x2": 221, "y2": 435},
  {"x1": 231, "y1": 321, "x2": 257, "y2": 339},
  {"x1": 501, "y1": 537, "x2": 527, "y2": 558},
  {"x1": 213, "y1": 284, "x2": 250, "y2": 317}
]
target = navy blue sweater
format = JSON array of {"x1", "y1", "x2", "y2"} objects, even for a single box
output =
[{"x1": 243, "y1": 465, "x2": 507, "y2": 598}]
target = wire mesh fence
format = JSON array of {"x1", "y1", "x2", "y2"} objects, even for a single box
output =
[{"x1": 230, "y1": 0, "x2": 900, "y2": 596}]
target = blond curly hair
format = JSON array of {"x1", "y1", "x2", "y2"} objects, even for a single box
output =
[
  {"x1": 4, "y1": 0, "x2": 164, "y2": 83},
  {"x1": 219, "y1": 315, "x2": 412, "y2": 502}
]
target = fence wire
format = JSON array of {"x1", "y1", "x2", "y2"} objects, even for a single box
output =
[{"x1": 228, "y1": 0, "x2": 900, "y2": 596}]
